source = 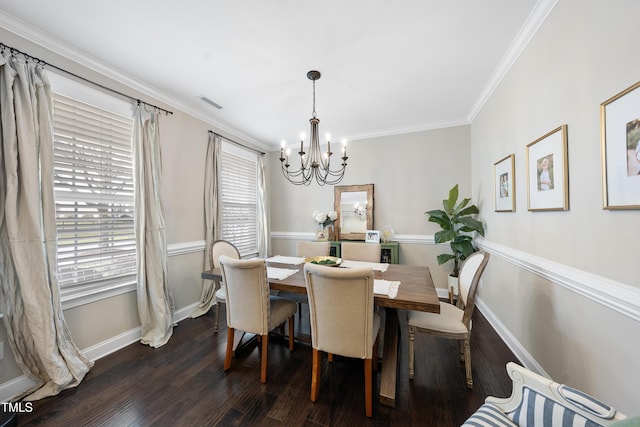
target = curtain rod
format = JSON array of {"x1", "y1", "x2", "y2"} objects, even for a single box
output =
[
  {"x1": 0, "y1": 42, "x2": 173, "y2": 116},
  {"x1": 209, "y1": 131, "x2": 265, "y2": 155}
]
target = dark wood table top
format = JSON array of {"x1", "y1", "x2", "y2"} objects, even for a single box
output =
[{"x1": 201, "y1": 262, "x2": 440, "y2": 314}]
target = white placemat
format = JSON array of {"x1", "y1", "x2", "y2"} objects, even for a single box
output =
[
  {"x1": 374, "y1": 279, "x2": 400, "y2": 299},
  {"x1": 266, "y1": 255, "x2": 306, "y2": 265},
  {"x1": 341, "y1": 259, "x2": 389, "y2": 272},
  {"x1": 267, "y1": 266, "x2": 299, "y2": 280}
]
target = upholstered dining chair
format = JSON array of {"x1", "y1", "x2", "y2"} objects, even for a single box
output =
[
  {"x1": 209, "y1": 240, "x2": 241, "y2": 332},
  {"x1": 340, "y1": 242, "x2": 381, "y2": 263},
  {"x1": 303, "y1": 263, "x2": 380, "y2": 417},
  {"x1": 218, "y1": 256, "x2": 297, "y2": 383},
  {"x1": 296, "y1": 240, "x2": 331, "y2": 258},
  {"x1": 281, "y1": 241, "x2": 332, "y2": 319},
  {"x1": 407, "y1": 251, "x2": 490, "y2": 389}
]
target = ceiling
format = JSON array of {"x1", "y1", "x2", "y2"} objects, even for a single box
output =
[{"x1": 0, "y1": 1, "x2": 552, "y2": 150}]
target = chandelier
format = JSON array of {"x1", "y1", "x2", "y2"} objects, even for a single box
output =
[{"x1": 279, "y1": 70, "x2": 348, "y2": 186}]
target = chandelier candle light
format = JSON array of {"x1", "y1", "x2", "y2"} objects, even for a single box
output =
[{"x1": 279, "y1": 70, "x2": 348, "y2": 186}]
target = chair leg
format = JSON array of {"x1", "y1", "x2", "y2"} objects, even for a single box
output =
[
  {"x1": 364, "y1": 358, "x2": 373, "y2": 417},
  {"x1": 459, "y1": 340, "x2": 465, "y2": 362},
  {"x1": 464, "y1": 338, "x2": 473, "y2": 389},
  {"x1": 214, "y1": 301, "x2": 222, "y2": 332},
  {"x1": 311, "y1": 348, "x2": 321, "y2": 402},
  {"x1": 408, "y1": 326, "x2": 415, "y2": 379},
  {"x1": 288, "y1": 316, "x2": 295, "y2": 351},
  {"x1": 261, "y1": 334, "x2": 269, "y2": 384},
  {"x1": 224, "y1": 327, "x2": 234, "y2": 371},
  {"x1": 372, "y1": 336, "x2": 379, "y2": 373}
]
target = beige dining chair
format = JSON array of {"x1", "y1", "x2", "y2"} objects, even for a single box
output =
[
  {"x1": 219, "y1": 256, "x2": 297, "y2": 383},
  {"x1": 407, "y1": 251, "x2": 490, "y2": 389},
  {"x1": 340, "y1": 242, "x2": 381, "y2": 263},
  {"x1": 279, "y1": 240, "x2": 331, "y2": 319},
  {"x1": 296, "y1": 241, "x2": 331, "y2": 258},
  {"x1": 209, "y1": 240, "x2": 241, "y2": 332},
  {"x1": 303, "y1": 263, "x2": 380, "y2": 417}
]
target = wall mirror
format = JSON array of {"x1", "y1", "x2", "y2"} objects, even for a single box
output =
[{"x1": 334, "y1": 184, "x2": 374, "y2": 240}]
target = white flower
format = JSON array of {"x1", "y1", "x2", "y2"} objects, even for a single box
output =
[
  {"x1": 312, "y1": 210, "x2": 336, "y2": 227},
  {"x1": 314, "y1": 212, "x2": 327, "y2": 223},
  {"x1": 328, "y1": 211, "x2": 338, "y2": 221}
]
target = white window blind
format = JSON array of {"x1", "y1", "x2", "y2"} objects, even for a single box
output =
[
  {"x1": 220, "y1": 142, "x2": 259, "y2": 258},
  {"x1": 52, "y1": 93, "x2": 136, "y2": 293}
]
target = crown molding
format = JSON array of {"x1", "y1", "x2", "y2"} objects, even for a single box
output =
[{"x1": 467, "y1": 0, "x2": 560, "y2": 122}]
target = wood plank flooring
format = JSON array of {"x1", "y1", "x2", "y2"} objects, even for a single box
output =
[{"x1": 15, "y1": 304, "x2": 519, "y2": 426}]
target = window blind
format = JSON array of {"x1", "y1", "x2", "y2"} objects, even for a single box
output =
[
  {"x1": 220, "y1": 145, "x2": 258, "y2": 258},
  {"x1": 53, "y1": 93, "x2": 136, "y2": 290}
]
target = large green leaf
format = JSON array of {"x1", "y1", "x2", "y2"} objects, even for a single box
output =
[
  {"x1": 457, "y1": 217, "x2": 485, "y2": 236},
  {"x1": 437, "y1": 253, "x2": 455, "y2": 265},
  {"x1": 427, "y1": 210, "x2": 453, "y2": 229},
  {"x1": 434, "y1": 229, "x2": 457, "y2": 243},
  {"x1": 458, "y1": 205, "x2": 479, "y2": 216},
  {"x1": 453, "y1": 197, "x2": 471, "y2": 214},
  {"x1": 443, "y1": 185, "x2": 459, "y2": 212}
]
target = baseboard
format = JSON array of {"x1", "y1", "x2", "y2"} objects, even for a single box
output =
[{"x1": 0, "y1": 302, "x2": 199, "y2": 402}]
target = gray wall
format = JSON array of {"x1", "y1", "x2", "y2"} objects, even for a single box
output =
[{"x1": 470, "y1": 0, "x2": 640, "y2": 414}]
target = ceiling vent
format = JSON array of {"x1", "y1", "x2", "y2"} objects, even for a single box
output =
[{"x1": 199, "y1": 96, "x2": 223, "y2": 109}]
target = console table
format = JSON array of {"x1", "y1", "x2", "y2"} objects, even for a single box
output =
[{"x1": 327, "y1": 241, "x2": 399, "y2": 264}]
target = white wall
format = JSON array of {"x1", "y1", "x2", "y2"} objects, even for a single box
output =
[{"x1": 471, "y1": 0, "x2": 640, "y2": 414}]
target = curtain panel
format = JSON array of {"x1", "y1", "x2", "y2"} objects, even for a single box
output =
[
  {"x1": 190, "y1": 132, "x2": 222, "y2": 318},
  {"x1": 133, "y1": 105, "x2": 173, "y2": 347},
  {"x1": 0, "y1": 52, "x2": 93, "y2": 400}
]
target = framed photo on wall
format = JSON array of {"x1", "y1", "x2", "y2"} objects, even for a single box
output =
[
  {"x1": 526, "y1": 125, "x2": 569, "y2": 211},
  {"x1": 600, "y1": 80, "x2": 640, "y2": 209},
  {"x1": 494, "y1": 154, "x2": 516, "y2": 212}
]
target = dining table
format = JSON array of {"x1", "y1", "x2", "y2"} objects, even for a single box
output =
[{"x1": 201, "y1": 258, "x2": 440, "y2": 408}]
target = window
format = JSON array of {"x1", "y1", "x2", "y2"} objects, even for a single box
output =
[
  {"x1": 220, "y1": 141, "x2": 259, "y2": 258},
  {"x1": 50, "y1": 73, "x2": 136, "y2": 307}
]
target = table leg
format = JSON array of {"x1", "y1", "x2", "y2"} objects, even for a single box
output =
[{"x1": 379, "y1": 307, "x2": 399, "y2": 407}]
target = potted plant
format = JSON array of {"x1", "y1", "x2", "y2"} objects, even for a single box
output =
[{"x1": 425, "y1": 184, "x2": 485, "y2": 282}]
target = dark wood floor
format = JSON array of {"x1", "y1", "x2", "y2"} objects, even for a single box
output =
[{"x1": 15, "y1": 303, "x2": 519, "y2": 426}]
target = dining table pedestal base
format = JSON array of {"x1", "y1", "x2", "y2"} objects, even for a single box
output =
[{"x1": 379, "y1": 307, "x2": 400, "y2": 407}]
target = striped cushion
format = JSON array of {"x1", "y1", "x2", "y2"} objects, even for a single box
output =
[
  {"x1": 506, "y1": 386, "x2": 607, "y2": 427},
  {"x1": 463, "y1": 403, "x2": 518, "y2": 427}
]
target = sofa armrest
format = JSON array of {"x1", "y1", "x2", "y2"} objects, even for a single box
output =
[{"x1": 485, "y1": 362, "x2": 627, "y2": 426}]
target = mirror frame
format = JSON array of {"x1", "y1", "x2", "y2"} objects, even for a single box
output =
[{"x1": 334, "y1": 184, "x2": 374, "y2": 241}]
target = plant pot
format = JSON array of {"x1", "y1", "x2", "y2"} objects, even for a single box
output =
[{"x1": 448, "y1": 274, "x2": 459, "y2": 304}]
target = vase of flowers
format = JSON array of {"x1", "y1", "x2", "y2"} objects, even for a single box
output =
[{"x1": 313, "y1": 210, "x2": 337, "y2": 241}]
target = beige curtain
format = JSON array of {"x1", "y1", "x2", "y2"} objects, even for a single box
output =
[
  {"x1": 190, "y1": 132, "x2": 222, "y2": 318},
  {"x1": 133, "y1": 105, "x2": 173, "y2": 347},
  {"x1": 257, "y1": 155, "x2": 269, "y2": 258},
  {"x1": 0, "y1": 52, "x2": 93, "y2": 400}
]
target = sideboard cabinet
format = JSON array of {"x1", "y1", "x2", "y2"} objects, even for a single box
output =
[{"x1": 327, "y1": 241, "x2": 399, "y2": 264}]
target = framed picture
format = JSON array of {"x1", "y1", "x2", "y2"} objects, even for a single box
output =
[
  {"x1": 494, "y1": 154, "x2": 516, "y2": 212},
  {"x1": 526, "y1": 125, "x2": 569, "y2": 211},
  {"x1": 365, "y1": 230, "x2": 380, "y2": 243},
  {"x1": 315, "y1": 230, "x2": 327, "y2": 241},
  {"x1": 600, "y1": 81, "x2": 640, "y2": 209}
]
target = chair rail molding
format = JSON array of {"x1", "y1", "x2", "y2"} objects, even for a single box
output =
[
  {"x1": 167, "y1": 240, "x2": 206, "y2": 256},
  {"x1": 477, "y1": 239, "x2": 640, "y2": 323},
  {"x1": 270, "y1": 231, "x2": 435, "y2": 245}
]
